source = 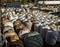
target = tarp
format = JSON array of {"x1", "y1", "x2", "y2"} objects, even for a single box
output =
[
  {"x1": 6, "y1": 3, "x2": 21, "y2": 8},
  {"x1": 38, "y1": 1, "x2": 60, "y2": 5}
]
